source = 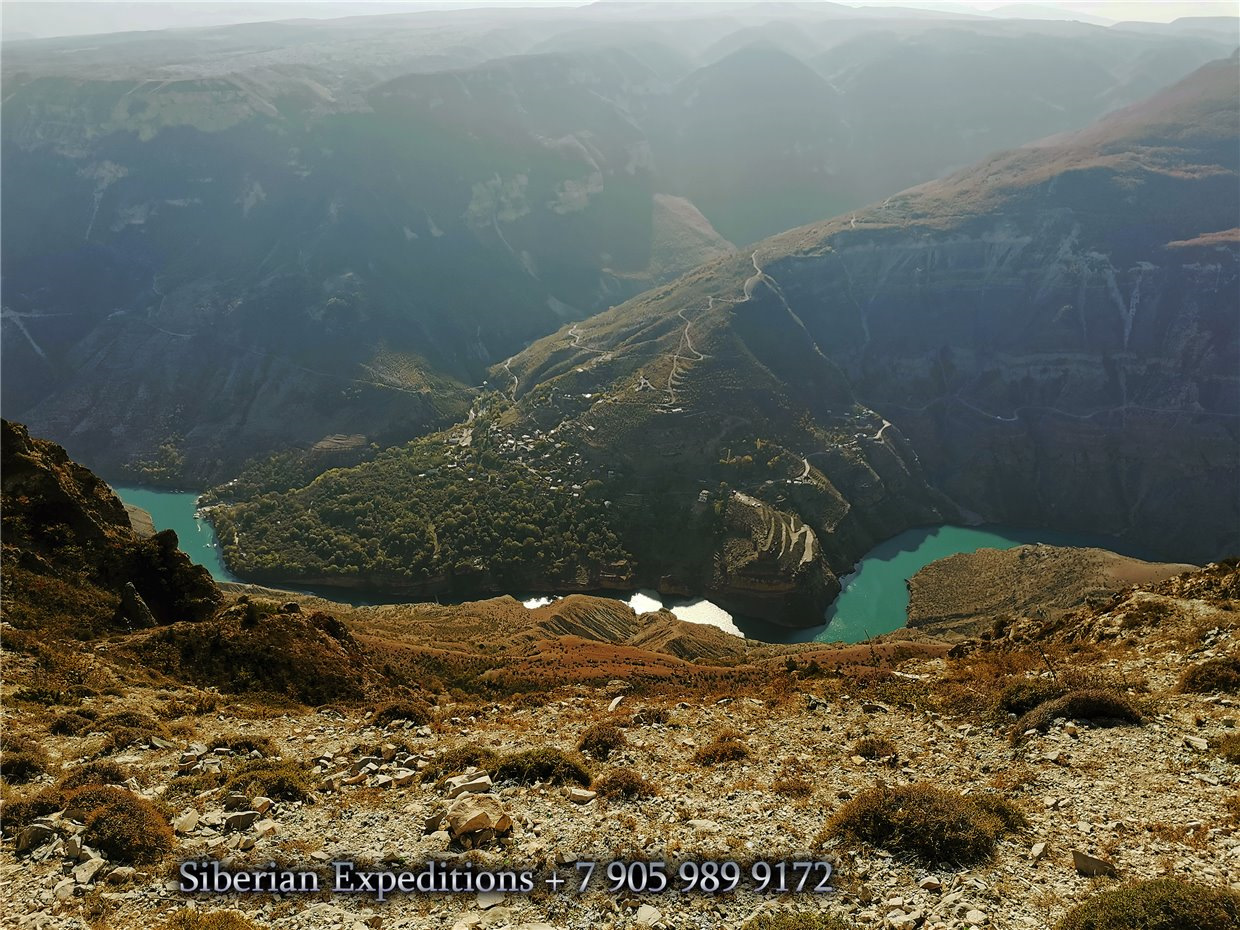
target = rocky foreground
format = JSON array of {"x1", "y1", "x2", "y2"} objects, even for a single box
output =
[{"x1": 2, "y1": 606, "x2": 1239, "y2": 930}]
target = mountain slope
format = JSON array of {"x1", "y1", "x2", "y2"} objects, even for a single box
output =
[{"x1": 206, "y1": 55, "x2": 1238, "y2": 625}]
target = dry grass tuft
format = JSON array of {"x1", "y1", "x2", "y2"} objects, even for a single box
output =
[
  {"x1": 222, "y1": 759, "x2": 312, "y2": 802},
  {"x1": 693, "y1": 730, "x2": 749, "y2": 766},
  {"x1": 851, "y1": 736, "x2": 896, "y2": 760},
  {"x1": 69, "y1": 786, "x2": 175, "y2": 864},
  {"x1": 58, "y1": 760, "x2": 130, "y2": 791},
  {"x1": 1055, "y1": 878, "x2": 1240, "y2": 930},
  {"x1": 578, "y1": 723, "x2": 627, "y2": 761},
  {"x1": 1178, "y1": 656, "x2": 1240, "y2": 695},
  {"x1": 157, "y1": 908, "x2": 262, "y2": 930},
  {"x1": 1011, "y1": 689, "x2": 1142, "y2": 742},
  {"x1": 594, "y1": 768, "x2": 656, "y2": 800},
  {"x1": 829, "y1": 784, "x2": 1022, "y2": 865},
  {"x1": 495, "y1": 748, "x2": 591, "y2": 787}
]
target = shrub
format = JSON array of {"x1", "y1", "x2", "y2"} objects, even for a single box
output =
[
  {"x1": 1012, "y1": 690, "x2": 1142, "y2": 742},
  {"x1": 59, "y1": 760, "x2": 129, "y2": 791},
  {"x1": 743, "y1": 911, "x2": 852, "y2": 930},
  {"x1": 773, "y1": 775, "x2": 815, "y2": 799},
  {"x1": 1179, "y1": 657, "x2": 1240, "y2": 695},
  {"x1": 421, "y1": 746, "x2": 501, "y2": 782},
  {"x1": 1, "y1": 787, "x2": 66, "y2": 834},
  {"x1": 495, "y1": 748, "x2": 591, "y2": 786},
  {"x1": 372, "y1": 700, "x2": 432, "y2": 728},
  {"x1": 632, "y1": 707, "x2": 671, "y2": 726},
  {"x1": 222, "y1": 760, "x2": 311, "y2": 802},
  {"x1": 578, "y1": 723, "x2": 626, "y2": 761},
  {"x1": 996, "y1": 679, "x2": 1067, "y2": 717},
  {"x1": 73, "y1": 787, "x2": 175, "y2": 863},
  {"x1": 49, "y1": 710, "x2": 98, "y2": 736},
  {"x1": 852, "y1": 737, "x2": 896, "y2": 760},
  {"x1": 693, "y1": 733, "x2": 749, "y2": 766},
  {"x1": 99, "y1": 711, "x2": 169, "y2": 751},
  {"x1": 158, "y1": 910, "x2": 262, "y2": 930},
  {"x1": 1056, "y1": 878, "x2": 1240, "y2": 930},
  {"x1": 828, "y1": 784, "x2": 1019, "y2": 865},
  {"x1": 1215, "y1": 733, "x2": 1240, "y2": 765},
  {"x1": 594, "y1": 769, "x2": 656, "y2": 800},
  {"x1": 2, "y1": 739, "x2": 48, "y2": 784}
]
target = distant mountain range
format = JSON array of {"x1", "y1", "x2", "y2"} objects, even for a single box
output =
[
  {"x1": 2, "y1": 4, "x2": 1233, "y2": 482},
  {"x1": 206, "y1": 54, "x2": 1239, "y2": 623}
]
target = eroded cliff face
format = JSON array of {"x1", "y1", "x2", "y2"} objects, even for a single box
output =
[
  {"x1": 0, "y1": 419, "x2": 221, "y2": 633},
  {"x1": 762, "y1": 217, "x2": 1239, "y2": 562}
]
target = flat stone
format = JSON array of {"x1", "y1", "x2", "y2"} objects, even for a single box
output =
[
  {"x1": 444, "y1": 772, "x2": 493, "y2": 799},
  {"x1": 446, "y1": 796, "x2": 512, "y2": 839},
  {"x1": 224, "y1": 810, "x2": 261, "y2": 832},
  {"x1": 252, "y1": 797, "x2": 274, "y2": 815},
  {"x1": 253, "y1": 819, "x2": 279, "y2": 838},
  {"x1": 687, "y1": 819, "x2": 721, "y2": 833},
  {"x1": 172, "y1": 811, "x2": 200, "y2": 834},
  {"x1": 918, "y1": 876, "x2": 941, "y2": 891},
  {"x1": 476, "y1": 891, "x2": 505, "y2": 909},
  {"x1": 566, "y1": 788, "x2": 596, "y2": 805},
  {"x1": 1031, "y1": 842, "x2": 1047, "y2": 862},
  {"x1": 73, "y1": 858, "x2": 106, "y2": 884},
  {"x1": 17, "y1": 824, "x2": 55, "y2": 855},
  {"x1": 636, "y1": 904, "x2": 663, "y2": 927},
  {"x1": 1072, "y1": 850, "x2": 1117, "y2": 877},
  {"x1": 1184, "y1": 735, "x2": 1209, "y2": 751},
  {"x1": 105, "y1": 867, "x2": 136, "y2": 885}
]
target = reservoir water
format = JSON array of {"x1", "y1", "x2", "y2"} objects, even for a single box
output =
[
  {"x1": 114, "y1": 487, "x2": 236, "y2": 582},
  {"x1": 114, "y1": 487, "x2": 1149, "y2": 644},
  {"x1": 737, "y1": 524, "x2": 1156, "y2": 645}
]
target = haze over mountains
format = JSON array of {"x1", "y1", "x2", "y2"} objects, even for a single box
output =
[{"x1": 3, "y1": 2, "x2": 1236, "y2": 483}]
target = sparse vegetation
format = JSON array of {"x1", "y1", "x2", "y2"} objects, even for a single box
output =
[
  {"x1": 59, "y1": 760, "x2": 130, "y2": 790},
  {"x1": 828, "y1": 784, "x2": 1021, "y2": 865},
  {"x1": 1012, "y1": 689, "x2": 1142, "y2": 741},
  {"x1": 1, "y1": 787, "x2": 66, "y2": 834},
  {"x1": 421, "y1": 746, "x2": 501, "y2": 782},
  {"x1": 693, "y1": 730, "x2": 749, "y2": 766},
  {"x1": 1178, "y1": 656, "x2": 1240, "y2": 695},
  {"x1": 852, "y1": 736, "x2": 896, "y2": 759},
  {"x1": 222, "y1": 759, "x2": 312, "y2": 802},
  {"x1": 157, "y1": 910, "x2": 263, "y2": 930},
  {"x1": 743, "y1": 910, "x2": 852, "y2": 930},
  {"x1": 373, "y1": 700, "x2": 433, "y2": 728},
  {"x1": 578, "y1": 723, "x2": 626, "y2": 761},
  {"x1": 1055, "y1": 878, "x2": 1240, "y2": 930},
  {"x1": 72, "y1": 786, "x2": 175, "y2": 863},
  {"x1": 49, "y1": 709, "x2": 99, "y2": 736},
  {"x1": 1215, "y1": 733, "x2": 1240, "y2": 764},
  {"x1": 495, "y1": 748, "x2": 591, "y2": 787},
  {"x1": 594, "y1": 769, "x2": 656, "y2": 800},
  {"x1": 98, "y1": 710, "x2": 169, "y2": 751},
  {"x1": 772, "y1": 774, "x2": 815, "y2": 798},
  {"x1": 1, "y1": 738, "x2": 48, "y2": 784}
]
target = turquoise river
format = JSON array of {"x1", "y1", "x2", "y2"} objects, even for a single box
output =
[{"x1": 115, "y1": 488, "x2": 1152, "y2": 644}]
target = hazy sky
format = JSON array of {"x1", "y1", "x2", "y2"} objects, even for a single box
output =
[{"x1": 2, "y1": 0, "x2": 1236, "y2": 40}]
